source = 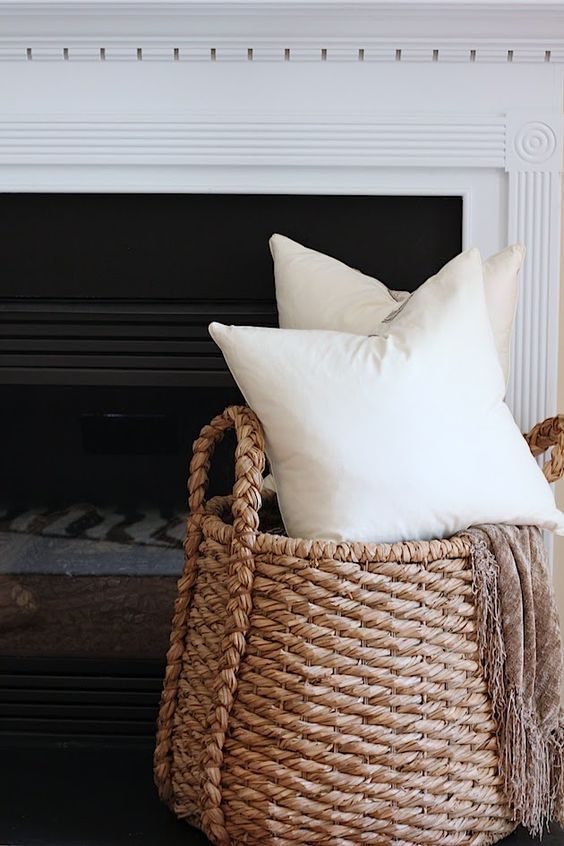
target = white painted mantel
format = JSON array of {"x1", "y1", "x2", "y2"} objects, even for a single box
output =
[{"x1": 0, "y1": 0, "x2": 563, "y2": 433}]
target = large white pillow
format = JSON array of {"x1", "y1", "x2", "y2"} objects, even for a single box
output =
[
  {"x1": 210, "y1": 248, "x2": 563, "y2": 544},
  {"x1": 271, "y1": 234, "x2": 524, "y2": 385}
]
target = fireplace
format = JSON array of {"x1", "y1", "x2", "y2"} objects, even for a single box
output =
[
  {"x1": 0, "y1": 7, "x2": 561, "y2": 846},
  {"x1": 0, "y1": 191, "x2": 462, "y2": 743}
]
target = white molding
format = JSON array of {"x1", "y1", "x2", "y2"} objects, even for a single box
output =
[
  {"x1": 507, "y1": 169, "x2": 562, "y2": 433},
  {"x1": 506, "y1": 112, "x2": 563, "y2": 173},
  {"x1": 1, "y1": 43, "x2": 560, "y2": 64},
  {"x1": 0, "y1": 1, "x2": 563, "y2": 62},
  {"x1": 0, "y1": 113, "x2": 506, "y2": 167},
  {"x1": 505, "y1": 111, "x2": 562, "y2": 433}
]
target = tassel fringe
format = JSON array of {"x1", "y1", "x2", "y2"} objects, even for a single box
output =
[{"x1": 471, "y1": 536, "x2": 564, "y2": 837}]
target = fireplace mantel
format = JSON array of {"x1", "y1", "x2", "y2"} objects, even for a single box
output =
[
  {"x1": 1, "y1": 1, "x2": 564, "y2": 62},
  {"x1": 0, "y1": 0, "x2": 562, "y2": 438}
]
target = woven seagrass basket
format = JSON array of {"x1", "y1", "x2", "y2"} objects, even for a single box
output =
[{"x1": 155, "y1": 406, "x2": 564, "y2": 846}]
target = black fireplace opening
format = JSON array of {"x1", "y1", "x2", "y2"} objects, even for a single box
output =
[{"x1": 0, "y1": 191, "x2": 462, "y2": 745}]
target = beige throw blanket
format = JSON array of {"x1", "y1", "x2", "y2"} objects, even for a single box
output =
[{"x1": 465, "y1": 525, "x2": 564, "y2": 836}]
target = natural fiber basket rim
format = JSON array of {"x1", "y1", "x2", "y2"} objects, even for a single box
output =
[{"x1": 198, "y1": 493, "x2": 474, "y2": 564}]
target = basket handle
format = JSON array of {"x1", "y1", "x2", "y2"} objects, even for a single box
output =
[
  {"x1": 188, "y1": 403, "x2": 266, "y2": 519},
  {"x1": 525, "y1": 415, "x2": 564, "y2": 483},
  {"x1": 154, "y1": 405, "x2": 265, "y2": 811},
  {"x1": 192, "y1": 406, "x2": 266, "y2": 846}
]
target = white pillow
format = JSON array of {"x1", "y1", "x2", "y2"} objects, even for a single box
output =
[
  {"x1": 271, "y1": 234, "x2": 524, "y2": 385},
  {"x1": 210, "y1": 248, "x2": 563, "y2": 544}
]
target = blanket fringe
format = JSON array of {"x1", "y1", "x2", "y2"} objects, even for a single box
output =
[
  {"x1": 550, "y1": 719, "x2": 564, "y2": 827},
  {"x1": 471, "y1": 536, "x2": 564, "y2": 837}
]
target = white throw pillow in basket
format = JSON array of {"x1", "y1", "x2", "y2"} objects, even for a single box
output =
[
  {"x1": 210, "y1": 248, "x2": 563, "y2": 544},
  {"x1": 271, "y1": 233, "x2": 524, "y2": 384}
]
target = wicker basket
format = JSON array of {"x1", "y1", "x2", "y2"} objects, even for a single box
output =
[{"x1": 155, "y1": 406, "x2": 564, "y2": 846}]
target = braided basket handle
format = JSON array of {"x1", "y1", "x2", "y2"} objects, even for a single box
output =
[
  {"x1": 188, "y1": 404, "x2": 266, "y2": 517},
  {"x1": 525, "y1": 415, "x2": 564, "y2": 483},
  {"x1": 191, "y1": 407, "x2": 266, "y2": 846},
  {"x1": 154, "y1": 405, "x2": 265, "y2": 812}
]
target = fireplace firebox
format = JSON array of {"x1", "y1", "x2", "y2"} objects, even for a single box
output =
[{"x1": 0, "y1": 191, "x2": 462, "y2": 744}]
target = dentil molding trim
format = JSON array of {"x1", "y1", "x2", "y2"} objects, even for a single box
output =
[{"x1": 1, "y1": 1, "x2": 564, "y2": 63}]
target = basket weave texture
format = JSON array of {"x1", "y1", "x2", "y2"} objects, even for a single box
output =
[{"x1": 154, "y1": 406, "x2": 564, "y2": 846}]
